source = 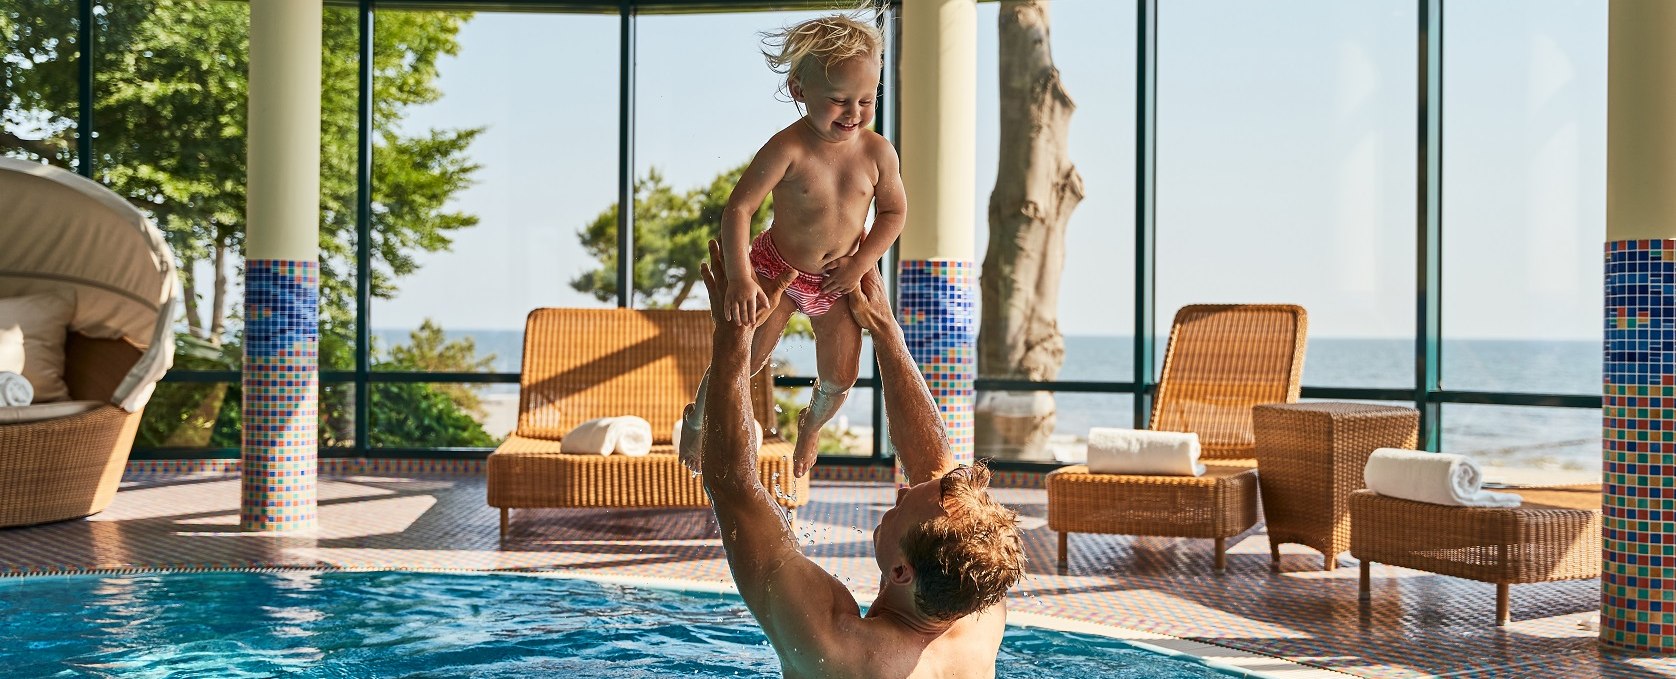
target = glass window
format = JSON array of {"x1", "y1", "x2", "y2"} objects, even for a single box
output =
[
  {"x1": 1155, "y1": 0, "x2": 1417, "y2": 389},
  {"x1": 973, "y1": 0, "x2": 1136, "y2": 461},
  {"x1": 976, "y1": 391, "x2": 1133, "y2": 464},
  {"x1": 774, "y1": 386, "x2": 876, "y2": 459},
  {"x1": 368, "y1": 10, "x2": 617, "y2": 454},
  {"x1": 2, "y1": 0, "x2": 80, "y2": 168},
  {"x1": 370, "y1": 382, "x2": 502, "y2": 449},
  {"x1": 372, "y1": 9, "x2": 619, "y2": 373},
  {"x1": 975, "y1": 0, "x2": 1137, "y2": 384},
  {"x1": 1443, "y1": 403, "x2": 1599, "y2": 485},
  {"x1": 138, "y1": 381, "x2": 240, "y2": 451},
  {"x1": 1441, "y1": 0, "x2": 1605, "y2": 397}
]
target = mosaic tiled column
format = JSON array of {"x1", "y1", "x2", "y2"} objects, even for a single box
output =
[
  {"x1": 243, "y1": 0, "x2": 322, "y2": 531},
  {"x1": 241, "y1": 262, "x2": 319, "y2": 531},
  {"x1": 898, "y1": 0, "x2": 976, "y2": 484},
  {"x1": 898, "y1": 261, "x2": 976, "y2": 484},
  {"x1": 1603, "y1": 240, "x2": 1676, "y2": 649}
]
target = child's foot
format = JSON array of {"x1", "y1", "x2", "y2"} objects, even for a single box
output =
[
  {"x1": 792, "y1": 406, "x2": 820, "y2": 478},
  {"x1": 678, "y1": 403, "x2": 703, "y2": 473}
]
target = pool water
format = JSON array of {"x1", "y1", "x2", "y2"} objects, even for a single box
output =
[{"x1": 0, "y1": 571, "x2": 1241, "y2": 678}]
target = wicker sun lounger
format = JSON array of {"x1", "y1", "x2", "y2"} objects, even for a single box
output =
[
  {"x1": 1047, "y1": 304, "x2": 1307, "y2": 572},
  {"x1": 1352, "y1": 485, "x2": 1601, "y2": 625},
  {"x1": 486, "y1": 308, "x2": 809, "y2": 539}
]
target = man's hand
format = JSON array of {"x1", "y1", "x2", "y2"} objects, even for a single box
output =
[
  {"x1": 819, "y1": 257, "x2": 868, "y2": 295},
  {"x1": 703, "y1": 240, "x2": 796, "y2": 327},
  {"x1": 844, "y1": 267, "x2": 896, "y2": 335}
]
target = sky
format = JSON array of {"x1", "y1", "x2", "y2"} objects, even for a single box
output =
[{"x1": 376, "y1": 0, "x2": 1607, "y2": 342}]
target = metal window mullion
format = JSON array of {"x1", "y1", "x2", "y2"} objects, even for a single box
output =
[
  {"x1": 1416, "y1": 0, "x2": 1444, "y2": 450},
  {"x1": 871, "y1": 0, "x2": 901, "y2": 464},
  {"x1": 356, "y1": 0, "x2": 375, "y2": 456},
  {"x1": 77, "y1": 0, "x2": 93, "y2": 176},
  {"x1": 616, "y1": 2, "x2": 636, "y2": 308},
  {"x1": 1133, "y1": 0, "x2": 1158, "y2": 429}
]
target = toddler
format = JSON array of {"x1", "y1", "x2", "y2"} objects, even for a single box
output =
[{"x1": 679, "y1": 12, "x2": 905, "y2": 478}]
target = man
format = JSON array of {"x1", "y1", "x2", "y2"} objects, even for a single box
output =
[{"x1": 694, "y1": 239, "x2": 1025, "y2": 678}]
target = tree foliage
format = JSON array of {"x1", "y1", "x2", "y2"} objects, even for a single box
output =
[{"x1": 573, "y1": 163, "x2": 772, "y2": 309}]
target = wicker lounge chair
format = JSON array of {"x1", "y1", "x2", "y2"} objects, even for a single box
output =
[
  {"x1": 1352, "y1": 485, "x2": 1600, "y2": 626},
  {"x1": 1047, "y1": 304, "x2": 1307, "y2": 572},
  {"x1": 486, "y1": 308, "x2": 809, "y2": 539},
  {"x1": 0, "y1": 159, "x2": 180, "y2": 528}
]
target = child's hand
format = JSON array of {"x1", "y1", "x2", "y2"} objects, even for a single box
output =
[
  {"x1": 727, "y1": 276, "x2": 771, "y2": 326},
  {"x1": 820, "y1": 257, "x2": 867, "y2": 295}
]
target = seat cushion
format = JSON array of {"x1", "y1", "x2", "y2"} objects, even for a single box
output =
[
  {"x1": 487, "y1": 433, "x2": 808, "y2": 510},
  {"x1": 0, "y1": 400, "x2": 105, "y2": 425},
  {"x1": 0, "y1": 291, "x2": 76, "y2": 403},
  {"x1": 1046, "y1": 464, "x2": 1261, "y2": 538}
]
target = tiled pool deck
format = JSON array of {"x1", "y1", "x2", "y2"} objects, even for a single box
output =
[{"x1": 2, "y1": 462, "x2": 1670, "y2": 679}]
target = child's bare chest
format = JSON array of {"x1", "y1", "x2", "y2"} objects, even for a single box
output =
[{"x1": 777, "y1": 158, "x2": 877, "y2": 212}]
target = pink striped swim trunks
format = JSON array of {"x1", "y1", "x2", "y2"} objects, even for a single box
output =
[{"x1": 748, "y1": 229, "x2": 843, "y2": 317}]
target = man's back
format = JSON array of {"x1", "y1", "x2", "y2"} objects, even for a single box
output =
[{"x1": 774, "y1": 596, "x2": 1007, "y2": 679}]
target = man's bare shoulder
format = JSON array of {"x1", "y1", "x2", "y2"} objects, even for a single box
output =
[{"x1": 788, "y1": 607, "x2": 1005, "y2": 679}]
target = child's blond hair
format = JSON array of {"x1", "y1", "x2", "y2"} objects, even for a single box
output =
[{"x1": 761, "y1": 12, "x2": 883, "y2": 99}]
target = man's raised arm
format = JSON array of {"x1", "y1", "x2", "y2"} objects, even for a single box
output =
[
  {"x1": 695, "y1": 240, "x2": 856, "y2": 671},
  {"x1": 846, "y1": 268, "x2": 956, "y2": 486},
  {"x1": 697, "y1": 239, "x2": 795, "y2": 551}
]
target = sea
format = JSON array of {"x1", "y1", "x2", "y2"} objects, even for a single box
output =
[{"x1": 377, "y1": 329, "x2": 1604, "y2": 477}]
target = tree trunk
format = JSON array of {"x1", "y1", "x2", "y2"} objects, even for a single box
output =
[
  {"x1": 976, "y1": 0, "x2": 1084, "y2": 461},
  {"x1": 209, "y1": 235, "x2": 228, "y2": 345},
  {"x1": 181, "y1": 259, "x2": 205, "y2": 339},
  {"x1": 671, "y1": 276, "x2": 696, "y2": 309}
]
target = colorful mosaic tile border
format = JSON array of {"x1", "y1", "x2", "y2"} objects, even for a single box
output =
[
  {"x1": 1603, "y1": 239, "x2": 1676, "y2": 652},
  {"x1": 125, "y1": 458, "x2": 489, "y2": 479},
  {"x1": 122, "y1": 459, "x2": 1050, "y2": 489},
  {"x1": 898, "y1": 260, "x2": 976, "y2": 485},
  {"x1": 242, "y1": 260, "x2": 319, "y2": 532}
]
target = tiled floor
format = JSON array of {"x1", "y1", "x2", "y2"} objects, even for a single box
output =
[{"x1": 3, "y1": 468, "x2": 1672, "y2": 679}]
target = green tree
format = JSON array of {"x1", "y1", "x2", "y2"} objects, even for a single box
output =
[
  {"x1": 573, "y1": 163, "x2": 772, "y2": 310},
  {"x1": 382, "y1": 318, "x2": 496, "y2": 419},
  {"x1": 367, "y1": 320, "x2": 497, "y2": 448}
]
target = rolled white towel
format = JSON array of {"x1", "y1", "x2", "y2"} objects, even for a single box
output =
[
  {"x1": 671, "y1": 418, "x2": 763, "y2": 452},
  {"x1": 1363, "y1": 448, "x2": 1522, "y2": 508},
  {"x1": 0, "y1": 371, "x2": 33, "y2": 407},
  {"x1": 1085, "y1": 427, "x2": 1205, "y2": 477},
  {"x1": 561, "y1": 416, "x2": 654, "y2": 457}
]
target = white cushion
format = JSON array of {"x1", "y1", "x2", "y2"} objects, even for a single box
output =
[
  {"x1": 0, "y1": 291, "x2": 76, "y2": 403},
  {"x1": 0, "y1": 325, "x2": 21, "y2": 374},
  {"x1": 0, "y1": 400, "x2": 104, "y2": 425}
]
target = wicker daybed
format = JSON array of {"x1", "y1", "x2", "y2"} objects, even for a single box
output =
[
  {"x1": 487, "y1": 308, "x2": 809, "y2": 539},
  {"x1": 1047, "y1": 304, "x2": 1307, "y2": 572},
  {"x1": 0, "y1": 158, "x2": 180, "y2": 528}
]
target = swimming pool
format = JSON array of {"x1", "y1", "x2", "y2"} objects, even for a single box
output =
[{"x1": 0, "y1": 571, "x2": 1251, "y2": 678}]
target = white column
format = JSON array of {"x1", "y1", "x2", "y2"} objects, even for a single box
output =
[
  {"x1": 895, "y1": 0, "x2": 978, "y2": 483},
  {"x1": 241, "y1": 0, "x2": 322, "y2": 532}
]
